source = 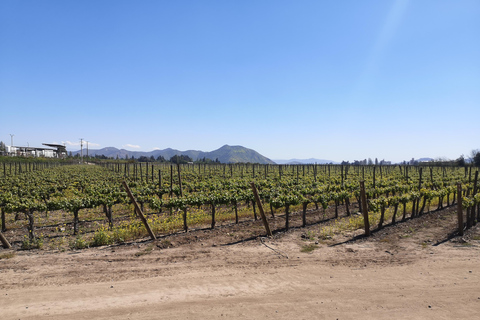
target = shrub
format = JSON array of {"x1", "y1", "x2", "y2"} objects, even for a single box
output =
[
  {"x1": 69, "y1": 236, "x2": 89, "y2": 250},
  {"x1": 90, "y1": 228, "x2": 114, "y2": 247},
  {"x1": 21, "y1": 236, "x2": 43, "y2": 250}
]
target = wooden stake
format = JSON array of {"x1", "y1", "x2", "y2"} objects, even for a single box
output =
[
  {"x1": 0, "y1": 231, "x2": 11, "y2": 249},
  {"x1": 472, "y1": 171, "x2": 478, "y2": 226},
  {"x1": 250, "y1": 182, "x2": 272, "y2": 237},
  {"x1": 1, "y1": 208, "x2": 6, "y2": 232},
  {"x1": 418, "y1": 167, "x2": 423, "y2": 191},
  {"x1": 122, "y1": 181, "x2": 156, "y2": 240},
  {"x1": 177, "y1": 163, "x2": 188, "y2": 232},
  {"x1": 457, "y1": 183, "x2": 464, "y2": 236},
  {"x1": 360, "y1": 181, "x2": 370, "y2": 236}
]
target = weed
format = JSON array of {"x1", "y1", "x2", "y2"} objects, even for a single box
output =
[
  {"x1": 21, "y1": 236, "x2": 44, "y2": 250},
  {"x1": 69, "y1": 236, "x2": 89, "y2": 250},
  {"x1": 0, "y1": 251, "x2": 16, "y2": 259},
  {"x1": 135, "y1": 243, "x2": 155, "y2": 257},
  {"x1": 90, "y1": 228, "x2": 114, "y2": 247},
  {"x1": 318, "y1": 227, "x2": 333, "y2": 240},
  {"x1": 302, "y1": 230, "x2": 316, "y2": 240},
  {"x1": 157, "y1": 239, "x2": 173, "y2": 249},
  {"x1": 300, "y1": 243, "x2": 318, "y2": 253}
]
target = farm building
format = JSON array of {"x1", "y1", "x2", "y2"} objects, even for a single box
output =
[{"x1": 6, "y1": 143, "x2": 67, "y2": 158}]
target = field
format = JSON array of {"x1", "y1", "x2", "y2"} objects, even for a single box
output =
[{"x1": 1, "y1": 162, "x2": 480, "y2": 319}]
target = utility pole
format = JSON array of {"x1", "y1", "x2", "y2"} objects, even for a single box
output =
[
  {"x1": 80, "y1": 138, "x2": 84, "y2": 163},
  {"x1": 86, "y1": 141, "x2": 89, "y2": 159},
  {"x1": 9, "y1": 134, "x2": 14, "y2": 155}
]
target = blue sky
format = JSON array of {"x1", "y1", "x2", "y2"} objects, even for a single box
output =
[{"x1": 1, "y1": 0, "x2": 479, "y2": 163}]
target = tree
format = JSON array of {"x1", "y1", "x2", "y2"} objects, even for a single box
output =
[
  {"x1": 456, "y1": 155, "x2": 465, "y2": 167},
  {"x1": 472, "y1": 150, "x2": 480, "y2": 167},
  {"x1": 170, "y1": 155, "x2": 192, "y2": 164},
  {"x1": 0, "y1": 141, "x2": 5, "y2": 152}
]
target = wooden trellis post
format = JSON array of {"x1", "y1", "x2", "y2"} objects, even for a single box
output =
[
  {"x1": 122, "y1": 181, "x2": 156, "y2": 240},
  {"x1": 250, "y1": 182, "x2": 272, "y2": 237},
  {"x1": 0, "y1": 232, "x2": 11, "y2": 249},
  {"x1": 457, "y1": 183, "x2": 464, "y2": 236},
  {"x1": 360, "y1": 181, "x2": 370, "y2": 236}
]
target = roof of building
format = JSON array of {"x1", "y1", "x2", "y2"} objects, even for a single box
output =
[{"x1": 42, "y1": 143, "x2": 67, "y2": 151}]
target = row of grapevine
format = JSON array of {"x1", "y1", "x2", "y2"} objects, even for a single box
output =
[{"x1": 1, "y1": 162, "x2": 479, "y2": 248}]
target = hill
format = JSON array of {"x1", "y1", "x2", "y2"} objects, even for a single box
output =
[
  {"x1": 200, "y1": 145, "x2": 275, "y2": 164},
  {"x1": 72, "y1": 145, "x2": 275, "y2": 164},
  {"x1": 274, "y1": 158, "x2": 338, "y2": 165}
]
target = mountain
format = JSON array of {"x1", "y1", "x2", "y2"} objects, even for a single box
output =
[
  {"x1": 274, "y1": 158, "x2": 338, "y2": 165},
  {"x1": 72, "y1": 145, "x2": 275, "y2": 164},
  {"x1": 202, "y1": 145, "x2": 275, "y2": 164}
]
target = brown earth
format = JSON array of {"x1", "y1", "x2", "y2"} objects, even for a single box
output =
[{"x1": 1, "y1": 206, "x2": 480, "y2": 320}]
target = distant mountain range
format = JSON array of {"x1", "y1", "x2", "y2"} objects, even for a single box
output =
[
  {"x1": 72, "y1": 145, "x2": 276, "y2": 164},
  {"x1": 417, "y1": 157, "x2": 434, "y2": 162},
  {"x1": 274, "y1": 158, "x2": 338, "y2": 165},
  {"x1": 70, "y1": 144, "x2": 439, "y2": 165}
]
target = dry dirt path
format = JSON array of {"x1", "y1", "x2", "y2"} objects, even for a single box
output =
[
  {"x1": 1, "y1": 206, "x2": 480, "y2": 319},
  {"x1": 1, "y1": 235, "x2": 479, "y2": 320}
]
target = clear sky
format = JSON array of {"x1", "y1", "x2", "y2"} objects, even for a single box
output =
[{"x1": 1, "y1": 0, "x2": 479, "y2": 163}]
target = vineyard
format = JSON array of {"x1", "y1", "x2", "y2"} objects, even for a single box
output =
[{"x1": 0, "y1": 161, "x2": 479, "y2": 251}]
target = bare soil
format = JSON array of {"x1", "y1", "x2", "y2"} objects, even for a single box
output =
[{"x1": 1, "y1": 206, "x2": 480, "y2": 320}]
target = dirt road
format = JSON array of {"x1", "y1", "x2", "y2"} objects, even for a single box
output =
[{"x1": 1, "y1": 208, "x2": 479, "y2": 319}]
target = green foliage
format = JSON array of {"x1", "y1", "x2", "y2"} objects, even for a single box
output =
[
  {"x1": 169, "y1": 155, "x2": 192, "y2": 164},
  {"x1": 300, "y1": 243, "x2": 318, "y2": 253},
  {"x1": 21, "y1": 235, "x2": 43, "y2": 250},
  {"x1": 473, "y1": 151, "x2": 480, "y2": 167},
  {"x1": 69, "y1": 236, "x2": 89, "y2": 250},
  {"x1": 0, "y1": 251, "x2": 16, "y2": 259},
  {"x1": 90, "y1": 228, "x2": 114, "y2": 247},
  {"x1": 0, "y1": 159, "x2": 471, "y2": 249}
]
